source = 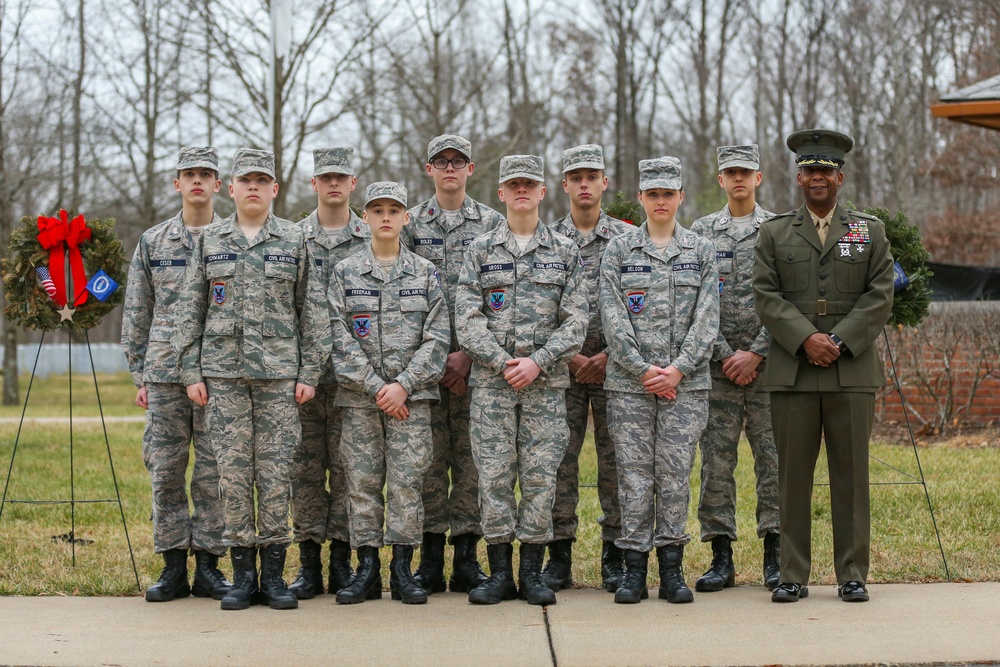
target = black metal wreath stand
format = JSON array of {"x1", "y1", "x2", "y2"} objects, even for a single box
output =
[{"x1": 0, "y1": 328, "x2": 141, "y2": 593}]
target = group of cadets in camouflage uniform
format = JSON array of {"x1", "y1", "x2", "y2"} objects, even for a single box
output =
[{"x1": 123, "y1": 129, "x2": 880, "y2": 610}]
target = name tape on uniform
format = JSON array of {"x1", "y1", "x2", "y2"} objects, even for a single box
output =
[
  {"x1": 622, "y1": 265, "x2": 652, "y2": 273},
  {"x1": 154, "y1": 259, "x2": 186, "y2": 267},
  {"x1": 266, "y1": 255, "x2": 299, "y2": 265},
  {"x1": 533, "y1": 261, "x2": 567, "y2": 271},
  {"x1": 673, "y1": 262, "x2": 701, "y2": 272},
  {"x1": 399, "y1": 288, "x2": 427, "y2": 297},
  {"x1": 414, "y1": 237, "x2": 444, "y2": 246},
  {"x1": 482, "y1": 262, "x2": 514, "y2": 273},
  {"x1": 206, "y1": 253, "x2": 238, "y2": 263},
  {"x1": 346, "y1": 288, "x2": 380, "y2": 297}
]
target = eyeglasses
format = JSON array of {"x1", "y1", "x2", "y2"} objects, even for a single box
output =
[{"x1": 431, "y1": 157, "x2": 469, "y2": 170}]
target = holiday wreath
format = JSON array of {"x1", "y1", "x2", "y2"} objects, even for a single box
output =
[{"x1": 2, "y1": 210, "x2": 127, "y2": 332}]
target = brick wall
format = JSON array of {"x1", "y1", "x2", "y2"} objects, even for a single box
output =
[{"x1": 876, "y1": 302, "x2": 1000, "y2": 430}]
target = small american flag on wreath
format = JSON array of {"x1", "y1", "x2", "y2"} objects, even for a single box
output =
[{"x1": 35, "y1": 266, "x2": 58, "y2": 299}]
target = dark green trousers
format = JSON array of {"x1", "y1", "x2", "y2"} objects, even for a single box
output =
[{"x1": 770, "y1": 391, "x2": 874, "y2": 585}]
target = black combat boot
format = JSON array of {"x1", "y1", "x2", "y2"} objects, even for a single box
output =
[
  {"x1": 221, "y1": 547, "x2": 259, "y2": 610},
  {"x1": 519, "y1": 543, "x2": 557, "y2": 605},
  {"x1": 192, "y1": 550, "x2": 232, "y2": 600},
  {"x1": 657, "y1": 544, "x2": 694, "y2": 603},
  {"x1": 540, "y1": 538, "x2": 573, "y2": 592},
  {"x1": 449, "y1": 533, "x2": 488, "y2": 593},
  {"x1": 390, "y1": 544, "x2": 428, "y2": 604},
  {"x1": 412, "y1": 532, "x2": 447, "y2": 594},
  {"x1": 336, "y1": 546, "x2": 383, "y2": 604},
  {"x1": 259, "y1": 543, "x2": 298, "y2": 610},
  {"x1": 289, "y1": 540, "x2": 324, "y2": 600},
  {"x1": 614, "y1": 549, "x2": 649, "y2": 604},
  {"x1": 328, "y1": 539, "x2": 356, "y2": 593},
  {"x1": 468, "y1": 542, "x2": 518, "y2": 605},
  {"x1": 763, "y1": 532, "x2": 781, "y2": 591},
  {"x1": 145, "y1": 548, "x2": 190, "y2": 602},
  {"x1": 695, "y1": 535, "x2": 736, "y2": 592},
  {"x1": 601, "y1": 541, "x2": 626, "y2": 593}
]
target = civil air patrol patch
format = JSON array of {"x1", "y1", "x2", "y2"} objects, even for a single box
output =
[
  {"x1": 841, "y1": 220, "x2": 871, "y2": 244},
  {"x1": 719, "y1": 277, "x2": 725, "y2": 294},
  {"x1": 489, "y1": 289, "x2": 506, "y2": 311},
  {"x1": 353, "y1": 314, "x2": 371, "y2": 337},
  {"x1": 627, "y1": 291, "x2": 645, "y2": 313},
  {"x1": 213, "y1": 281, "x2": 226, "y2": 305}
]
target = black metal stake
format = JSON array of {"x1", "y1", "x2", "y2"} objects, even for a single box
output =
[
  {"x1": 883, "y1": 328, "x2": 951, "y2": 580},
  {"x1": 69, "y1": 330, "x2": 76, "y2": 566},
  {"x1": 0, "y1": 330, "x2": 46, "y2": 522}
]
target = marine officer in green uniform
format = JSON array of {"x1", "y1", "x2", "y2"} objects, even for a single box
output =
[{"x1": 752, "y1": 129, "x2": 893, "y2": 604}]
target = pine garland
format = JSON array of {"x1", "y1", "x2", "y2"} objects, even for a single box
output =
[
  {"x1": 862, "y1": 207, "x2": 932, "y2": 328},
  {"x1": 603, "y1": 191, "x2": 645, "y2": 226},
  {"x1": 2, "y1": 215, "x2": 127, "y2": 332}
]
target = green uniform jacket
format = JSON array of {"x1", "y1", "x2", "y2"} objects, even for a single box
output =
[
  {"x1": 174, "y1": 213, "x2": 332, "y2": 387},
  {"x1": 752, "y1": 204, "x2": 894, "y2": 393}
]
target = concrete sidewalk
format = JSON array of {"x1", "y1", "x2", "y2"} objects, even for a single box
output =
[{"x1": 1, "y1": 583, "x2": 997, "y2": 666}]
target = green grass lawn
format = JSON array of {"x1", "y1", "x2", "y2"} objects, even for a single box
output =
[{"x1": 0, "y1": 372, "x2": 997, "y2": 595}]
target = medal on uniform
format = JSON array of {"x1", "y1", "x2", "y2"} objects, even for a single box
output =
[
  {"x1": 627, "y1": 290, "x2": 645, "y2": 313},
  {"x1": 489, "y1": 288, "x2": 506, "y2": 310},
  {"x1": 839, "y1": 243, "x2": 851, "y2": 257},
  {"x1": 353, "y1": 314, "x2": 371, "y2": 337},
  {"x1": 213, "y1": 281, "x2": 226, "y2": 305}
]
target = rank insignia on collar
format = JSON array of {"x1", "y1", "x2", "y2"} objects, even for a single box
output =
[
  {"x1": 466, "y1": 206, "x2": 476, "y2": 215},
  {"x1": 213, "y1": 281, "x2": 226, "y2": 305},
  {"x1": 839, "y1": 243, "x2": 851, "y2": 257},
  {"x1": 427, "y1": 208, "x2": 435, "y2": 216},
  {"x1": 169, "y1": 227, "x2": 179, "y2": 238},
  {"x1": 628, "y1": 290, "x2": 645, "y2": 313},
  {"x1": 489, "y1": 288, "x2": 506, "y2": 310},
  {"x1": 353, "y1": 314, "x2": 371, "y2": 337}
]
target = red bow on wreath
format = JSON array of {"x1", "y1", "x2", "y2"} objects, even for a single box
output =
[{"x1": 36, "y1": 210, "x2": 92, "y2": 307}]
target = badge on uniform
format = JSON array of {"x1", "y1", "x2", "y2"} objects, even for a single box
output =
[
  {"x1": 839, "y1": 243, "x2": 851, "y2": 257},
  {"x1": 627, "y1": 290, "x2": 645, "y2": 314},
  {"x1": 213, "y1": 281, "x2": 226, "y2": 305},
  {"x1": 489, "y1": 288, "x2": 506, "y2": 310},
  {"x1": 718, "y1": 277, "x2": 725, "y2": 295},
  {"x1": 856, "y1": 244, "x2": 865, "y2": 254},
  {"x1": 353, "y1": 314, "x2": 371, "y2": 337}
]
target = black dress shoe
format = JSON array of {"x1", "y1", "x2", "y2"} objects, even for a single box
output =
[
  {"x1": 771, "y1": 582, "x2": 809, "y2": 603},
  {"x1": 838, "y1": 581, "x2": 869, "y2": 602}
]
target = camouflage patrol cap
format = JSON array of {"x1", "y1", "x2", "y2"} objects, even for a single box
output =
[
  {"x1": 499, "y1": 155, "x2": 544, "y2": 184},
  {"x1": 313, "y1": 147, "x2": 355, "y2": 177},
  {"x1": 786, "y1": 129, "x2": 854, "y2": 168},
  {"x1": 231, "y1": 148, "x2": 276, "y2": 179},
  {"x1": 561, "y1": 144, "x2": 605, "y2": 172},
  {"x1": 638, "y1": 156, "x2": 682, "y2": 191},
  {"x1": 176, "y1": 146, "x2": 219, "y2": 172},
  {"x1": 364, "y1": 181, "x2": 407, "y2": 208},
  {"x1": 717, "y1": 144, "x2": 759, "y2": 171},
  {"x1": 427, "y1": 134, "x2": 472, "y2": 162}
]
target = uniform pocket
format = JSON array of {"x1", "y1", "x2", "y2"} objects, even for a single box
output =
[
  {"x1": 265, "y1": 261, "x2": 297, "y2": 281},
  {"x1": 776, "y1": 244, "x2": 810, "y2": 293},
  {"x1": 201, "y1": 318, "x2": 237, "y2": 369},
  {"x1": 263, "y1": 316, "x2": 299, "y2": 368},
  {"x1": 833, "y1": 253, "x2": 869, "y2": 293}
]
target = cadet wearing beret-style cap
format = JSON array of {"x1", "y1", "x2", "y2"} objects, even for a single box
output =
[{"x1": 752, "y1": 128, "x2": 894, "y2": 605}]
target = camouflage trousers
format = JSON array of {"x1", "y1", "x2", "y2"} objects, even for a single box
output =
[
  {"x1": 421, "y1": 387, "x2": 482, "y2": 538},
  {"x1": 697, "y1": 373, "x2": 779, "y2": 541},
  {"x1": 142, "y1": 382, "x2": 225, "y2": 555},
  {"x1": 291, "y1": 383, "x2": 349, "y2": 544},
  {"x1": 551, "y1": 382, "x2": 620, "y2": 542},
  {"x1": 206, "y1": 378, "x2": 299, "y2": 548},
  {"x1": 608, "y1": 389, "x2": 708, "y2": 552},
  {"x1": 470, "y1": 384, "x2": 568, "y2": 545},
  {"x1": 341, "y1": 402, "x2": 433, "y2": 548}
]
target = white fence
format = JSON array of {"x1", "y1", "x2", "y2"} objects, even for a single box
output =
[{"x1": 0, "y1": 343, "x2": 129, "y2": 378}]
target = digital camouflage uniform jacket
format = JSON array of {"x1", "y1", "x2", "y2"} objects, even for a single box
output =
[
  {"x1": 301, "y1": 208, "x2": 370, "y2": 385},
  {"x1": 122, "y1": 210, "x2": 222, "y2": 387},
  {"x1": 550, "y1": 211, "x2": 634, "y2": 361},
  {"x1": 328, "y1": 245, "x2": 450, "y2": 406},
  {"x1": 403, "y1": 195, "x2": 506, "y2": 350},
  {"x1": 174, "y1": 213, "x2": 331, "y2": 387},
  {"x1": 455, "y1": 221, "x2": 589, "y2": 389},
  {"x1": 689, "y1": 203, "x2": 773, "y2": 373},
  {"x1": 600, "y1": 222, "x2": 720, "y2": 394}
]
